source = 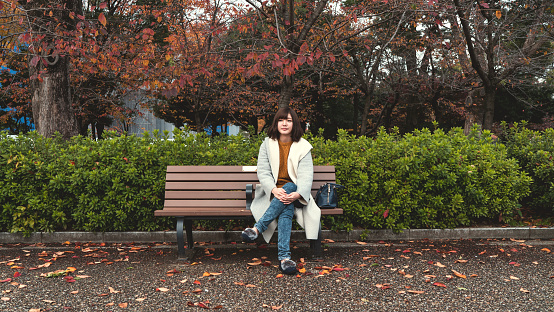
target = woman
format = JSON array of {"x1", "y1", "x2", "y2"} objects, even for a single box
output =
[{"x1": 242, "y1": 107, "x2": 321, "y2": 275}]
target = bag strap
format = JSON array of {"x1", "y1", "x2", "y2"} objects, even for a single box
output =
[{"x1": 326, "y1": 183, "x2": 345, "y2": 190}]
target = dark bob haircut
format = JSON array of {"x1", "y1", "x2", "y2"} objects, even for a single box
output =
[{"x1": 267, "y1": 107, "x2": 304, "y2": 142}]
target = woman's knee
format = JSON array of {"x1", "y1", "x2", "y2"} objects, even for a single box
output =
[{"x1": 282, "y1": 182, "x2": 297, "y2": 193}]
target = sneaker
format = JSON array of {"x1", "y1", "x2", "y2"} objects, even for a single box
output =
[
  {"x1": 279, "y1": 259, "x2": 298, "y2": 275},
  {"x1": 241, "y1": 228, "x2": 258, "y2": 243}
]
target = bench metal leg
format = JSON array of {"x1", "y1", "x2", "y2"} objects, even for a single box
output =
[
  {"x1": 309, "y1": 228, "x2": 323, "y2": 261},
  {"x1": 185, "y1": 219, "x2": 194, "y2": 250},
  {"x1": 176, "y1": 218, "x2": 195, "y2": 261},
  {"x1": 176, "y1": 217, "x2": 185, "y2": 258}
]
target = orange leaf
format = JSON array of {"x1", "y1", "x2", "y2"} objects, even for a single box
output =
[
  {"x1": 98, "y1": 13, "x2": 107, "y2": 27},
  {"x1": 118, "y1": 303, "x2": 128, "y2": 308},
  {"x1": 452, "y1": 270, "x2": 466, "y2": 279},
  {"x1": 192, "y1": 288, "x2": 202, "y2": 293},
  {"x1": 541, "y1": 248, "x2": 551, "y2": 253},
  {"x1": 276, "y1": 274, "x2": 283, "y2": 278},
  {"x1": 433, "y1": 282, "x2": 447, "y2": 288},
  {"x1": 407, "y1": 290, "x2": 424, "y2": 294}
]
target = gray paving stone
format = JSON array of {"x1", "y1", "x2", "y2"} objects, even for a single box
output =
[
  {"x1": 410, "y1": 228, "x2": 469, "y2": 240},
  {"x1": 0, "y1": 232, "x2": 41, "y2": 244},
  {"x1": 104, "y1": 231, "x2": 165, "y2": 243},
  {"x1": 352, "y1": 229, "x2": 410, "y2": 241},
  {"x1": 42, "y1": 232, "x2": 103, "y2": 243},
  {"x1": 463, "y1": 227, "x2": 530, "y2": 239},
  {"x1": 529, "y1": 227, "x2": 554, "y2": 239}
]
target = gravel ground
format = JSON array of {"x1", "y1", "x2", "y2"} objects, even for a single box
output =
[{"x1": 0, "y1": 238, "x2": 552, "y2": 312}]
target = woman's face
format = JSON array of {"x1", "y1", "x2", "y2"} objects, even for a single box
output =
[{"x1": 278, "y1": 114, "x2": 293, "y2": 137}]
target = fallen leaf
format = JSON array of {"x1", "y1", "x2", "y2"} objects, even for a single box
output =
[
  {"x1": 1, "y1": 297, "x2": 10, "y2": 301},
  {"x1": 541, "y1": 248, "x2": 551, "y2": 253},
  {"x1": 245, "y1": 284, "x2": 257, "y2": 288},
  {"x1": 76, "y1": 275, "x2": 91, "y2": 279},
  {"x1": 455, "y1": 259, "x2": 468, "y2": 263},
  {"x1": 510, "y1": 238, "x2": 525, "y2": 243},
  {"x1": 407, "y1": 290, "x2": 424, "y2": 294},
  {"x1": 356, "y1": 241, "x2": 368, "y2": 245},
  {"x1": 0, "y1": 278, "x2": 12, "y2": 283},
  {"x1": 452, "y1": 270, "x2": 467, "y2": 279},
  {"x1": 520, "y1": 288, "x2": 530, "y2": 293},
  {"x1": 510, "y1": 276, "x2": 520, "y2": 280},
  {"x1": 70, "y1": 291, "x2": 79, "y2": 294},
  {"x1": 435, "y1": 262, "x2": 446, "y2": 268},
  {"x1": 136, "y1": 298, "x2": 146, "y2": 302},
  {"x1": 156, "y1": 287, "x2": 170, "y2": 292},
  {"x1": 109, "y1": 287, "x2": 120, "y2": 293},
  {"x1": 119, "y1": 303, "x2": 128, "y2": 308},
  {"x1": 433, "y1": 282, "x2": 447, "y2": 288},
  {"x1": 276, "y1": 274, "x2": 284, "y2": 278},
  {"x1": 272, "y1": 305, "x2": 283, "y2": 310},
  {"x1": 192, "y1": 288, "x2": 202, "y2": 293}
]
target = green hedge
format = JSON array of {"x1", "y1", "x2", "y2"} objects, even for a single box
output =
[
  {"x1": 311, "y1": 127, "x2": 531, "y2": 231},
  {"x1": 0, "y1": 126, "x2": 532, "y2": 235},
  {"x1": 501, "y1": 121, "x2": 554, "y2": 214}
]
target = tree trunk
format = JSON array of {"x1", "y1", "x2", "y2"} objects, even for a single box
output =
[
  {"x1": 27, "y1": 0, "x2": 83, "y2": 139},
  {"x1": 482, "y1": 86, "x2": 496, "y2": 130},
  {"x1": 360, "y1": 93, "x2": 373, "y2": 134},
  {"x1": 278, "y1": 76, "x2": 294, "y2": 109},
  {"x1": 31, "y1": 56, "x2": 78, "y2": 139}
]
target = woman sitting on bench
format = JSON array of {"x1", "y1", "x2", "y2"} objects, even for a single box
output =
[{"x1": 242, "y1": 107, "x2": 321, "y2": 275}]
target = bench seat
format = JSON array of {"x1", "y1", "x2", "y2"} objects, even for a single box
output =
[{"x1": 154, "y1": 165, "x2": 343, "y2": 260}]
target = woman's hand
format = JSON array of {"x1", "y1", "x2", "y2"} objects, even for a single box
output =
[{"x1": 272, "y1": 188, "x2": 301, "y2": 205}]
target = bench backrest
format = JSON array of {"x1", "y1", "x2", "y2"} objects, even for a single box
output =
[{"x1": 164, "y1": 166, "x2": 336, "y2": 210}]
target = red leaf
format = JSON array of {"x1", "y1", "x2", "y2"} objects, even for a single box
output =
[
  {"x1": 30, "y1": 56, "x2": 40, "y2": 67},
  {"x1": 0, "y1": 278, "x2": 12, "y2": 283},
  {"x1": 383, "y1": 209, "x2": 389, "y2": 218},
  {"x1": 13, "y1": 272, "x2": 21, "y2": 278},
  {"x1": 99, "y1": 2, "x2": 108, "y2": 9},
  {"x1": 433, "y1": 282, "x2": 446, "y2": 288},
  {"x1": 98, "y1": 13, "x2": 107, "y2": 27}
]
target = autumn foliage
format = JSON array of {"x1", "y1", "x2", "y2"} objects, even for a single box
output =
[{"x1": 0, "y1": 0, "x2": 552, "y2": 137}]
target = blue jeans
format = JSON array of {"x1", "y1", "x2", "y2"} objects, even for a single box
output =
[{"x1": 254, "y1": 182, "x2": 297, "y2": 260}]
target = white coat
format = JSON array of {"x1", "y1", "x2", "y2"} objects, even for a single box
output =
[{"x1": 250, "y1": 137, "x2": 321, "y2": 242}]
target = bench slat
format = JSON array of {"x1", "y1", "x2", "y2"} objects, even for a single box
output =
[
  {"x1": 166, "y1": 190, "x2": 327, "y2": 200},
  {"x1": 164, "y1": 200, "x2": 247, "y2": 208},
  {"x1": 165, "y1": 191, "x2": 247, "y2": 199},
  {"x1": 166, "y1": 165, "x2": 336, "y2": 173},
  {"x1": 166, "y1": 181, "x2": 335, "y2": 191},
  {"x1": 165, "y1": 172, "x2": 336, "y2": 182},
  {"x1": 154, "y1": 208, "x2": 343, "y2": 217}
]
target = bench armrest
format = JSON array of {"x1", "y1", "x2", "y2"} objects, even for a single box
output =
[{"x1": 246, "y1": 184, "x2": 253, "y2": 210}]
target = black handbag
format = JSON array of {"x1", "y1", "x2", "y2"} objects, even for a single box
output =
[{"x1": 315, "y1": 183, "x2": 345, "y2": 208}]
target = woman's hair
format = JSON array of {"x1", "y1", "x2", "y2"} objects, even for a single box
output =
[{"x1": 267, "y1": 107, "x2": 304, "y2": 142}]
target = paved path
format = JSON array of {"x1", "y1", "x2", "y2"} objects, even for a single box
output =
[{"x1": 0, "y1": 238, "x2": 552, "y2": 311}]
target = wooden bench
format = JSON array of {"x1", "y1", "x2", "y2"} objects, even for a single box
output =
[{"x1": 154, "y1": 165, "x2": 343, "y2": 260}]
